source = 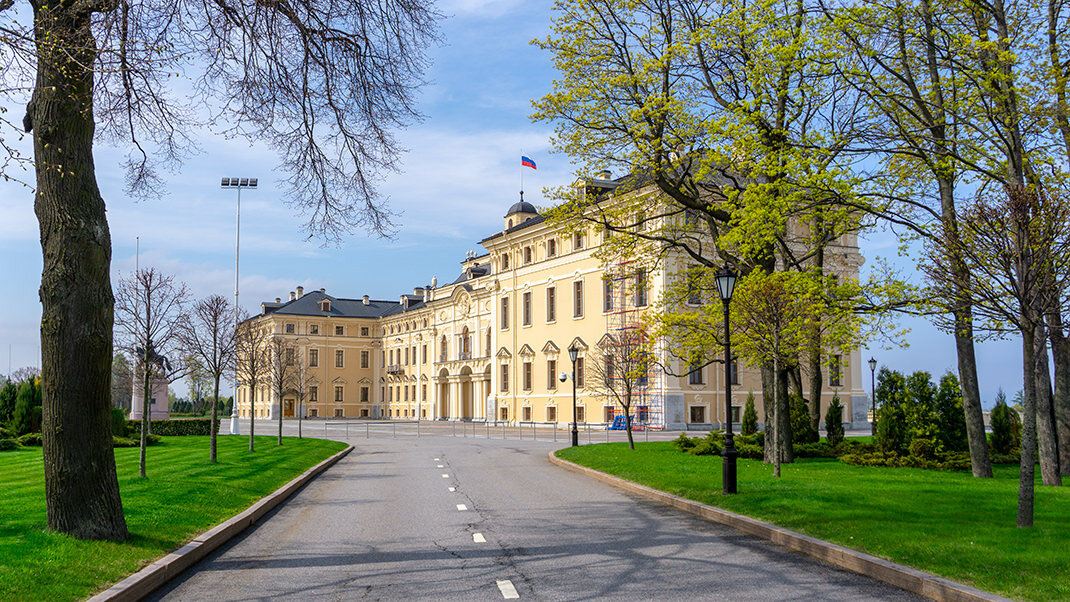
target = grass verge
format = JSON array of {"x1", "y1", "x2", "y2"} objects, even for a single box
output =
[
  {"x1": 0, "y1": 435, "x2": 347, "y2": 601},
  {"x1": 557, "y1": 442, "x2": 1068, "y2": 601}
]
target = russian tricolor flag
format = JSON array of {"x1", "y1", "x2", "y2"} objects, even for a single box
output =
[{"x1": 521, "y1": 156, "x2": 537, "y2": 169}]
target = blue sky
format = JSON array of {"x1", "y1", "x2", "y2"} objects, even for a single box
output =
[{"x1": 0, "y1": 0, "x2": 1020, "y2": 403}]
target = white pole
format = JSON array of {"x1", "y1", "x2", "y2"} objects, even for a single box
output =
[{"x1": 230, "y1": 187, "x2": 242, "y2": 436}]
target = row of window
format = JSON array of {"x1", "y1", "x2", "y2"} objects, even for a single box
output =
[
  {"x1": 501, "y1": 273, "x2": 649, "y2": 329},
  {"x1": 284, "y1": 323, "x2": 371, "y2": 337},
  {"x1": 500, "y1": 358, "x2": 583, "y2": 393},
  {"x1": 500, "y1": 234, "x2": 579, "y2": 271},
  {"x1": 384, "y1": 383, "x2": 428, "y2": 403},
  {"x1": 305, "y1": 348, "x2": 371, "y2": 369}
]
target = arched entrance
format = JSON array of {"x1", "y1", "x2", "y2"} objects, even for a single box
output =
[
  {"x1": 437, "y1": 368, "x2": 450, "y2": 419},
  {"x1": 460, "y1": 366, "x2": 474, "y2": 419}
]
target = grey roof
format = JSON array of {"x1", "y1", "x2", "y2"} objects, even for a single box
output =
[
  {"x1": 263, "y1": 290, "x2": 418, "y2": 319},
  {"x1": 480, "y1": 213, "x2": 548, "y2": 244},
  {"x1": 505, "y1": 200, "x2": 538, "y2": 217}
]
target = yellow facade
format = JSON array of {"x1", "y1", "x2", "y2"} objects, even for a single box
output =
[{"x1": 238, "y1": 181, "x2": 869, "y2": 429}]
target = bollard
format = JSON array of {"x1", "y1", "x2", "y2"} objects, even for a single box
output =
[
  {"x1": 532, "y1": 421, "x2": 536, "y2": 441},
  {"x1": 346, "y1": 422, "x2": 349, "y2": 439},
  {"x1": 418, "y1": 420, "x2": 420, "y2": 438},
  {"x1": 393, "y1": 422, "x2": 396, "y2": 438},
  {"x1": 366, "y1": 423, "x2": 369, "y2": 439},
  {"x1": 554, "y1": 423, "x2": 557, "y2": 442},
  {"x1": 502, "y1": 421, "x2": 506, "y2": 439},
  {"x1": 486, "y1": 420, "x2": 490, "y2": 438},
  {"x1": 324, "y1": 420, "x2": 327, "y2": 438}
]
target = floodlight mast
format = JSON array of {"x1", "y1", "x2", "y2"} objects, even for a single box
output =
[{"x1": 221, "y1": 177, "x2": 258, "y2": 429}]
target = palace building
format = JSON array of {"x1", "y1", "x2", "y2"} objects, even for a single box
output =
[{"x1": 236, "y1": 174, "x2": 870, "y2": 430}]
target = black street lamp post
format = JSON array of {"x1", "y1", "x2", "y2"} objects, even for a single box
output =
[
  {"x1": 569, "y1": 344, "x2": 579, "y2": 447},
  {"x1": 868, "y1": 357, "x2": 878, "y2": 436},
  {"x1": 714, "y1": 265, "x2": 738, "y2": 494}
]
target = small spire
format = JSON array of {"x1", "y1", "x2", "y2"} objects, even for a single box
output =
[{"x1": 520, "y1": 190, "x2": 524, "y2": 201}]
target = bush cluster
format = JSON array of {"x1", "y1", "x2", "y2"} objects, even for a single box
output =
[
  {"x1": 825, "y1": 396, "x2": 844, "y2": 446},
  {"x1": 790, "y1": 394, "x2": 819, "y2": 444},
  {"x1": 17, "y1": 432, "x2": 42, "y2": 447},
  {"x1": 0, "y1": 437, "x2": 18, "y2": 451},
  {"x1": 741, "y1": 393, "x2": 758, "y2": 436},
  {"x1": 113, "y1": 434, "x2": 161, "y2": 447},
  {"x1": 127, "y1": 418, "x2": 219, "y2": 436},
  {"x1": 840, "y1": 450, "x2": 973, "y2": 472}
]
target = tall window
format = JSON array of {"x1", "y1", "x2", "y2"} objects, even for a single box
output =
[
  {"x1": 335, "y1": 349, "x2": 344, "y2": 368},
  {"x1": 422, "y1": 344, "x2": 427, "y2": 363},
  {"x1": 574, "y1": 231, "x2": 585, "y2": 250},
  {"x1": 360, "y1": 387, "x2": 369, "y2": 402},
  {"x1": 501, "y1": 297, "x2": 510, "y2": 329},
  {"x1": 501, "y1": 364, "x2": 509, "y2": 392},
  {"x1": 546, "y1": 287, "x2": 556, "y2": 322},
  {"x1": 548, "y1": 239, "x2": 557, "y2": 257},
  {"x1": 522, "y1": 406, "x2": 532, "y2": 421},
  {"x1": 502, "y1": 253, "x2": 510, "y2": 269},
  {"x1": 524, "y1": 246, "x2": 533, "y2": 264},
  {"x1": 687, "y1": 264, "x2": 702, "y2": 305},
  {"x1": 422, "y1": 383, "x2": 427, "y2": 400},
  {"x1": 573, "y1": 280, "x2": 584, "y2": 317},
  {"x1": 523, "y1": 361, "x2": 532, "y2": 390},
  {"x1": 485, "y1": 329, "x2": 492, "y2": 356},
  {"x1": 285, "y1": 323, "x2": 294, "y2": 333},
  {"x1": 729, "y1": 359, "x2": 740, "y2": 385},
  {"x1": 405, "y1": 347, "x2": 410, "y2": 365},
  {"x1": 688, "y1": 357, "x2": 704, "y2": 385},
  {"x1": 605, "y1": 355, "x2": 615, "y2": 381},
  {"x1": 310, "y1": 324, "x2": 319, "y2": 335},
  {"x1": 334, "y1": 386, "x2": 344, "y2": 402},
  {"x1": 440, "y1": 336, "x2": 448, "y2": 361},
  {"x1": 389, "y1": 349, "x2": 394, "y2": 365},
  {"x1": 335, "y1": 325, "x2": 344, "y2": 335},
  {"x1": 309, "y1": 386, "x2": 318, "y2": 402},
  {"x1": 636, "y1": 268, "x2": 649, "y2": 307},
  {"x1": 522, "y1": 292, "x2": 532, "y2": 326},
  {"x1": 576, "y1": 357, "x2": 585, "y2": 387},
  {"x1": 829, "y1": 354, "x2": 843, "y2": 387},
  {"x1": 285, "y1": 347, "x2": 295, "y2": 366},
  {"x1": 361, "y1": 350, "x2": 370, "y2": 369},
  {"x1": 603, "y1": 279, "x2": 613, "y2": 312},
  {"x1": 547, "y1": 406, "x2": 557, "y2": 422},
  {"x1": 309, "y1": 348, "x2": 319, "y2": 367}
]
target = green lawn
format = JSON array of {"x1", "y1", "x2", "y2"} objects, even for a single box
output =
[
  {"x1": 558, "y1": 442, "x2": 1068, "y2": 601},
  {"x1": 0, "y1": 436, "x2": 347, "y2": 601}
]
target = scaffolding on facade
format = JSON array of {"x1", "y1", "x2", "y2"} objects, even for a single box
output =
[{"x1": 604, "y1": 258, "x2": 663, "y2": 430}]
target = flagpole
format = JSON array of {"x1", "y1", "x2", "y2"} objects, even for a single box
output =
[{"x1": 520, "y1": 150, "x2": 524, "y2": 200}]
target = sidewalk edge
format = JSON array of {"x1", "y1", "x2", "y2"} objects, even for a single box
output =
[
  {"x1": 547, "y1": 450, "x2": 1010, "y2": 602},
  {"x1": 87, "y1": 444, "x2": 354, "y2": 602}
]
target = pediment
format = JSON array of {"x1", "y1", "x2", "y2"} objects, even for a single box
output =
[
  {"x1": 542, "y1": 340, "x2": 560, "y2": 354},
  {"x1": 496, "y1": 346, "x2": 512, "y2": 358},
  {"x1": 518, "y1": 344, "x2": 535, "y2": 357}
]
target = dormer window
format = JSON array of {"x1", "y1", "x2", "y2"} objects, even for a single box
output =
[
  {"x1": 508, "y1": 219, "x2": 513, "y2": 228},
  {"x1": 320, "y1": 300, "x2": 331, "y2": 312}
]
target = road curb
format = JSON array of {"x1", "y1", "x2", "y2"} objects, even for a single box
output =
[
  {"x1": 548, "y1": 451, "x2": 1009, "y2": 602},
  {"x1": 88, "y1": 444, "x2": 354, "y2": 602}
]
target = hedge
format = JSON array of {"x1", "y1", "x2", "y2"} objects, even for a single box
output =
[{"x1": 126, "y1": 418, "x2": 220, "y2": 436}]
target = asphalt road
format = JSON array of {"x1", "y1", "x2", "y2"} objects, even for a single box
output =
[{"x1": 151, "y1": 431, "x2": 920, "y2": 601}]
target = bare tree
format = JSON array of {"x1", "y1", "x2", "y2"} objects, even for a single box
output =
[
  {"x1": 1, "y1": 0, "x2": 439, "y2": 541},
  {"x1": 266, "y1": 336, "x2": 296, "y2": 446},
  {"x1": 179, "y1": 295, "x2": 236, "y2": 463},
  {"x1": 114, "y1": 268, "x2": 189, "y2": 479},
  {"x1": 590, "y1": 328, "x2": 653, "y2": 450},
  {"x1": 290, "y1": 348, "x2": 316, "y2": 439},
  {"x1": 233, "y1": 315, "x2": 271, "y2": 452}
]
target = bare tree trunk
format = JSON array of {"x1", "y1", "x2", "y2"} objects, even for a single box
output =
[
  {"x1": 140, "y1": 363, "x2": 151, "y2": 478},
  {"x1": 1051, "y1": 313, "x2": 1070, "y2": 476},
  {"x1": 278, "y1": 391, "x2": 284, "y2": 446},
  {"x1": 1019, "y1": 324, "x2": 1039, "y2": 527},
  {"x1": 762, "y1": 362, "x2": 775, "y2": 463},
  {"x1": 32, "y1": 0, "x2": 128, "y2": 542},
  {"x1": 778, "y1": 366, "x2": 794, "y2": 464},
  {"x1": 773, "y1": 355, "x2": 781, "y2": 478},
  {"x1": 1034, "y1": 329, "x2": 1062, "y2": 485},
  {"x1": 953, "y1": 306, "x2": 993, "y2": 477},
  {"x1": 210, "y1": 376, "x2": 219, "y2": 463},
  {"x1": 249, "y1": 383, "x2": 256, "y2": 452},
  {"x1": 808, "y1": 344, "x2": 822, "y2": 435},
  {"x1": 625, "y1": 405, "x2": 635, "y2": 450}
]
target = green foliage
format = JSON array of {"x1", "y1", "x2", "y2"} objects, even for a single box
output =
[
  {"x1": 735, "y1": 443, "x2": 764, "y2": 459},
  {"x1": 825, "y1": 395, "x2": 844, "y2": 445},
  {"x1": 688, "y1": 437, "x2": 723, "y2": 456},
  {"x1": 840, "y1": 449, "x2": 972, "y2": 472},
  {"x1": 17, "y1": 432, "x2": 42, "y2": 447},
  {"x1": 10, "y1": 382, "x2": 35, "y2": 437},
  {"x1": 127, "y1": 418, "x2": 219, "y2": 436},
  {"x1": 671, "y1": 432, "x2": 696, "y2": 451},
  {"x1": 0, "y1": 382, "x2": 16, "y2": 423},
  {"x1": 790, "y1": 393, "x2": 819, "y2": 444},
  {"x1": 908, "y1": 438, "x2": 937, "y2": 460},
  {"x1": 111, "y1": 408, "x2": 129, "y2": 437},
  {"x1": 934, "y1": 372, "x2": 968, "y2": 452},
  {"x1": 876, "y1": 403, "x2": 907, "y2": 453},
  {"x1": 990, "y1": 397, "x2": 1021, "y2": 455},
  {"x1": 741, "y1": 392, "x2": 758, "y2": 435},
  {"x1": 0, "y1": 438, "x2": 19, "y2": 451},
  {"x1": 875, "y1": 367, "x2": 908, "y2": 408},
  {"x1": 0, "y1": 426, "x2": 10, "y2": 438},
  {"x1": 113, "y1": 434, "x2": 160, "y2": 448}
]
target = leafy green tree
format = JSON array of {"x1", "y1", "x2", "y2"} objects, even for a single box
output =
[
  {"x1": 903, "y1": 371, "x2": 940, "y2": 445},
  {"x1": 790, "y1": 393, "x2": 819, "y2": 444},
  {"x1": 825, "y1": 396, "x2": 845, "y2": 446},
  {"x1": 741, "y1": 393, "x2": 759, "y2": 436},
  {"x1": 935, "y1": 372, "x2": 969, "y2": 452},
  {"x1": 876, "y1": 404, "x2": 907, "y2": 454},
  {"x1": 990, "y1": 392, "x2": 1021, "y2": 455},
  {"x1": 11, "y1": 382, "x2": 35, "y2": 437},
  {"x1": 0, "y1": 381, "x2": 17, "y2": 423},
  {"x1": 875, "y1": 368, "x2": 908, "y2": 409}
]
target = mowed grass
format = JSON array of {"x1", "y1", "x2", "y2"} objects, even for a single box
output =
[
  {"x1": 0, "y1": 436, "x2": 347, "y2": 601},
  {"x1": 558, "y1": 442, "x2": 1069, "y2": 601}
]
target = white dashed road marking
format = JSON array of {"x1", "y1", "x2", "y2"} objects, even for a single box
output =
[
  {"x1": 448, "y1": 487, "x2": 456, "y2": 492},
  {"x1": 456, "y1": 504, "x2": 468, "y2": 511},
  {"x1": 473, "y1": 533, "x2": 486, "y2": 543},
  {"x1": 497, "y1": 579, "x2": 520, "y2": 599},
  {"x1": 437, "y1": 464, "x2": 444, "y2": 468},
  {"x1": 442, "y1": 474, "x2": 449, "y2": 478},
  {"x1": 434, "y1": 458, "x2": 440, "y2": 461}
]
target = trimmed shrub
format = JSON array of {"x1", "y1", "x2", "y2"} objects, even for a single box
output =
[
  {"x1": 825, "y1": 396, "x2": 844, "y2": 446},
  {"x1": 111, "y1": 408, "x2": 129, "y2": 437},
  {"x1": 671, "y1": 432, "x2": 697, "y2": 451},
  {"x1": 112, "y1": 436, "x2": 138, "y2": 448},
  {"x1": 127, "y1": 418, "x2": 219, "y2": 436},
  {"x1": 990, "y1": 399, "x2": 1020, "y2": 455},
  {"x1": 11, "y1": 382, "x2": 35, "y2": 436},
  {"x1": 934, "y1": 372, "x2": 968, "y2": 452},
  {"x1": 735, "y1": 432, "x2": 764, "y2": 447},
  {"x1": 736, "y1": 442, "x2": 763, "y2": 459},
  {"x1": 17, "y1": 432, "x2": 42, "y2": 446},
  {"x1": 0, "y1": 437, "x2": 19, "y2": 451},
  {"x1": 876, "y1": 404, "x2": 907, "y2": 453},
  {"x1": 688, "y1": 434, "x2": 723, "y2": 456},
  {"x1": 908, "y1": 437, "x2": 937, "y2": 460},
  {"x1": 741, "y1": 393, "x2": 758, "y2": 436},
  {"x1": 790, "y1": 394, "x2": 819, "y2": 444}
]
